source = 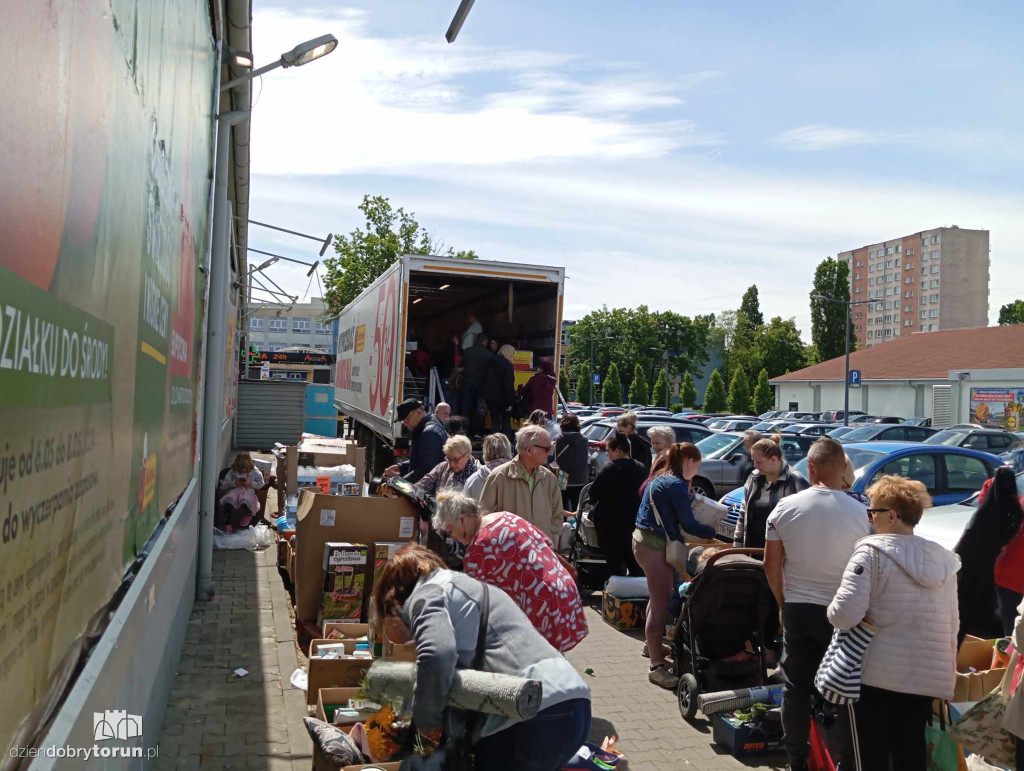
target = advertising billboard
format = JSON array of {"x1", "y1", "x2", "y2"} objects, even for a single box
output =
[{"x1": 970, "y1": 388, "x2": 1024, "y2": 430}]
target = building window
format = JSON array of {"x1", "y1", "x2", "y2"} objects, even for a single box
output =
[
  {"x1": 930, "y1": 279, "x2": 940, "y2": 288},
  {"x1": 266, "y1": 343, "x2": 285, "y2": 352},
  {"x1": 316, "y1": 321, "x2": 332, "y2": 334},
  {"x1": 885, "y1": 247, "x2": 894, "y2": 255},
  {"x1": 885, "y1": 301, "x2": 893, "y2": 310},
  {"x1": 884, "y1": 328, "x2": 893, "y2": 337},
  {"x1": 905, "y1": 277, "x2": 912, "y2": 284},
  {"x1": 293, "y1": 318, "x2": 311, "y2": 332},
  {"x1": 921, "y1": 237, "x2": 928, "y2": 248},
  {"x1": 869, "y1": 264, "x2": 875, "y2": 273},
  {"x1": 894, "y1": 272, "x2": 900, "y2": 281},
  {"x1": 929, "y1": 294, "x2": 938, "y2": 302},
  {"x1": 931, "y1": 235, "x2": 939, "y2": 244},
  {"x1": 905, "y1": 319, "x2": 911, "y2": 326},
  {"x1": 884, "y1": 314, "x2": 892, "y2": 323},
  {"x1": 922, "y1": 251, "x2": 929, "y2": 261},
  {"x1": 885, "y1": 288, "x2": 893, "y2": 296},
  {"x1": 250, "y1": 318, "x2": 264, "y2": 331},
  {"x1": 929, "y1": 309, "x2": 939, "y2": 318},
  {"x1": 867, "y1": 330, "x2": 874, "y2": 339},
  {"x1": 895, "y1": 256, "x2": 901, "y2": 266},
  {"x1": 869, "y1": 277, "x2": 875, "y2": 286},
  {"x1": 930, "y1": 323, "x2": 938, "y2": 331},
  {"x1": 921, "y1": 280, "x2": 928, "y2": 289},
  {"x1": 269, "y1": 318, "x2": 287, "y2": 332},
  {"x1": 920, "y1": 310, "x2": 927, "y2": 319},
  {"x1": 930, "y1": 265, "x2": 940, "y2": 274},
  {"x1": 885, "y1": 260, "x2": 893, "y2": 268}
]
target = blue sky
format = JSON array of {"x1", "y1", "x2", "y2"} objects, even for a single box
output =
[{"x1": 247, "y1": 0, "x2": 1023, "y2": 337}]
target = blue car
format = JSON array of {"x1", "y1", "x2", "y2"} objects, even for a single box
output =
[{"x1": 715, "y1": 442, "x2": 1004, "y2": 542}]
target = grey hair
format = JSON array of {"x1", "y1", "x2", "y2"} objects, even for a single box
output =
[
  {"x1": 516, "y1": 424, "x2": 550, "y2": 454},
  {"x1": 616, "y1": 411, "x2": 638, "y2": 430},
  {"x1": 482, "y1": 433, "x2": 512, "y2": 462},
  {"x1": 432, "y1": 490, "x2": 480, "y2": 532},
  {"x1": 647, "y1": 425, "x2": 675, "y2": 446},
  {"x1": 442, "y1": 434, "x2": 472, "y2": 458},
  {"x1": 743, "y1": 429, "x2": 763, "y2": 445}
]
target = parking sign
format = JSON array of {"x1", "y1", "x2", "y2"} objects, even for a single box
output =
[{"x1": 849, "y1": 369, "x2": 862, "y2": 388}]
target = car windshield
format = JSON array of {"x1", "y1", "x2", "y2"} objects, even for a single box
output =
[
  {"x1": 839, "y1": 426, "x2": 883, "y2": 442},
  {"x1": 707, "y1": 420, "x2": 729, "y2": 429},
  {"x1": 583, "y1": 424, "x2": 612, "y2": 440},
  {"x1": 793, "y1": 448, "x2": 885, "y2": 480},
  {"x1": 925, "y1": 430, "x2": 971, "y2": 446},
  {"x1": 751, "y1": 421, "x2": 777, "y2": 431},
  {"x1": 695, "y1": 433, "x2": 742, "y2": 459}
]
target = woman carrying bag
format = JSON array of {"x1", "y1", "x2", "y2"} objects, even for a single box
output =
[
  {"x1": 632, "y1": 442, "x2": 716, "y2": 689},
  {"x1": 826, "y1": 475, "x2": 959, "y2": 769}
]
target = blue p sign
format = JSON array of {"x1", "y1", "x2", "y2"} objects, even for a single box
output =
[
  {"x1": 849, "y1": 369, "x2": 862, "y2": 387},
  {"x1": 593, "y1": 373, "x2": 601, "y2": 384}
]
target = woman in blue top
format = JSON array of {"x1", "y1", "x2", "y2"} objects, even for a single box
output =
[{"x1": 632, "y1": 442, "x2": 716, "y2": 689}]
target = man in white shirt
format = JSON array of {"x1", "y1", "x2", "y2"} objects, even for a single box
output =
[
  {"x1": 764, "y1": 438, "x2": 870, "y2": 771},
  {"x1": 461, "y1": 315, "x2": 483, "y2": 351}
]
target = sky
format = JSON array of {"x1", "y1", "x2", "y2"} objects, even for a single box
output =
[{"x1": 246, "y1": 0, "x2": 1024, "y2": 338}]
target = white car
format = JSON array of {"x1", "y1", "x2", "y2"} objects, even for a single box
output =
[{"x1": 916, "y1": 470, "x2": 1024, "y2": 551}]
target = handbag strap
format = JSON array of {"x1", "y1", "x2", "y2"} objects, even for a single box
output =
[
  {"x1": 647, "y1": 479, "x2": 674, "y2": 538},
  {"x1": 472, "y1": 585, "x2": 490, "y2": 670}
]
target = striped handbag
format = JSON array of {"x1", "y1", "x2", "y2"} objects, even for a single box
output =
[{"x1": 813, "y1": 550, "x2": 879, "y2": 705}]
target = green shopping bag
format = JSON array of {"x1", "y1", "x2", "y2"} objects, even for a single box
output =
[
  {"x1": 926, "y1": 703, "x2": 967, "y2": 771},
  {"x1": 949, "y1": 687, "x2": 1016, "y2": 767}
]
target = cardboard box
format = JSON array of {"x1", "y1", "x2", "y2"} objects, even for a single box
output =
[
  {"x1": 315, "y1": 687, "x2": 363, "y2": 723},
  {"x1": 320, "y1": 543, "x2": 371, "y2": 625},
  {"x1": 323, "y1": 622, "x2": 370, "y2": 641},
  {"x1": 307, "y1": 640, "x2": 373, "y2": 705},
  {"x1": 713, "y1": 712, "x2": 784, "y2": 758},
  {"x1": 954, "y1": 635, "x2": 1006, "y2": 702},
  {"x1": 277, "y1": 441, "x2": 367, "y2": 513},
  {"x1": 601, "y1": 592, "x2": 647, "y2": 631},
  {"x1": 294, "y1": 491, "x2": 418, "y2": 625},
  {"x1": 287, "y1": 542, "x2": 297, "y2": 586}
]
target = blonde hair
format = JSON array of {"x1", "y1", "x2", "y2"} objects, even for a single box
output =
[
  {"x1": 647, "y1": 425, "x2": 675, "y2": 447},
  {"x1": 498, "y1": 344, "x2": 516, "y2": 363},
  {"x1": 617, "y1": 412, "x2": 637, "y2": 430},
  {"x1": 751, "y1": 434, "x2": 784, "y2": 460},
  {"x1": 443, "y1": 434, "x2": 472, "y2": 459},
  {"x1": 843, "y1": 456, "x2": 856, "y2": 491},
  {"x1": 231, "y1": 452, "x2": 254, "y2": 474},
  {"x1": 865, "y1": 475, "x2": 932, "y2": 526},
  {"x1": 482, "y1": 433, "x2": 512, "y2": 462}
]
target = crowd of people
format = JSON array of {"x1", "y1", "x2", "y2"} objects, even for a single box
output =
[{"x1": 373, "y1": 390, "x2": 1024, "y2": 770}]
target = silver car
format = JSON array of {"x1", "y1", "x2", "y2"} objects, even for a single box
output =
[{"x1": 690, "y1": 431, "x2": 818, "y2": 499}]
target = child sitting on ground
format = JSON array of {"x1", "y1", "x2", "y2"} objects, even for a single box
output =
[{"x1": 217, "y1": 453, "x2": 264, "y2": 533}]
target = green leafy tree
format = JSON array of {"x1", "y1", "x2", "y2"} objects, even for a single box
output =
[
  {"x1": 575, "y1": 361, "x2": 593, "y2": 405},
  {"x1": 602, "y1": 363, "x2": 623, "y2": 405},
  {"x1": 810, "y1": 257, "x2": 851, "y2": 362},
  {"x1": 739, "y1": 285, "x2": 765, "y2": 329},
  {"x1": 629, "y1": 363, "x2": 650, "y2": 405},
  {"x1": 753, "y1": 368, "x2": 774, "y2": 415},
  {"x1": 727, "y1": 369, "x2": 752, "y2": 415},
  {"x1": 559, "y1": 367, "x2": 570, "y2": 399},
  {"x1": 323, "y1": 195, "x2": 477, "y2": 314},
  {"x1": 652, "y1": 368, "x2": 669, "y2": 408},
  {"x1": 758, "y1": 316, "x2": 807, "y2": 377},
  {"x1": 680, "y1": 372, "x2": 697, "y2": 408},
  {"x1": 999, "y1": 300, "x2": 1024, "y2": 325},
  {"x1": 703, "y1": 369, "x2": 728, "y2": 412}
]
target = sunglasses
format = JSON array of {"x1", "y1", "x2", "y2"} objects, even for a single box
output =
[
  {"x1": 866, "y1": 507, "x2": 893, "y2": 518},
  {"x1": 533, "y1": 444, "x2": 553, "y2": 452}
]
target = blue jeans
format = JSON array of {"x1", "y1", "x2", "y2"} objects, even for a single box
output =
[
  {"x1": 997, "y1": 585, "x2": 1023, "y2": 636},
  {"x1": 473, "y1": 698, "x2": 591, "y2": 771}
]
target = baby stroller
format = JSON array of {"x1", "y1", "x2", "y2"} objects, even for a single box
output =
[
  {"x1": 673, "y1": 548, "x2": 772, "y2": 721},
  {"x1": 566, "y1": 483, "x2": 609, "y2": 590}
]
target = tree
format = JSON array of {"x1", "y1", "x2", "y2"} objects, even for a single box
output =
[
  {"x1": 753, "y1": 368, "x2": 774, "y2": 415},
  {"x1": 727, "y1": 369, "x2": 752, "y2": 415},
  {"x1": 602, "y1": 363, "x2": 623, "y2": 405},
  {"x1": 323, "y1": 195, "x2": 477, "y2": 314},
  {"x1": 703, "y1": 369, "x2": 728, "y2": 412},
  {"x1": 739, "y1": 285, "x2": 765, "y2": 329},
  {"x1": 758, "y1": 316, "x2": 807, "y2": 377},
  {"x1": 559, "y1": 367, "x2": 570, "y2": 400},
  {"x1": 629, "y1": 363, "x2": 649, "y2": 405},
  {"x1": 576, "y1": 361, "x2": 593, "y2": 405},
  {"x1": 680, "y1": 372, "x2": 697, "y2": 408},
  {"x1": 810, "y1": 257, "x2": 851, "y2": 362},
  {"x1": 652, "y1": 368, "x2": 669, "y2": 408},
  {"x1": 999, "y1": 300, "x2": 1024, "y2": 325}
]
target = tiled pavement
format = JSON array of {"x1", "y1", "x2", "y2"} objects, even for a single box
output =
[{"x1": 157, "y1": 549, "x2": 785, "y2": 770}]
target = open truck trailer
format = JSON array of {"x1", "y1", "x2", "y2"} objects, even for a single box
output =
[{"x1": 333, "y1": 254, "x2": 566, "y2": 479}]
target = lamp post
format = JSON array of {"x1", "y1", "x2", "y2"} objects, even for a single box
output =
[
  {"x1": 248, "y1": 220, "x2": 333, "y2": 256},
  {"x1": 811, "y1": 294, "x2": 872, "y2": 426},
  {"x1": 575, "y1": 331, "x2": 613, "y2": 404},
  {"x1": 220, "y1": 34, "x2": 338, "y2": 91}
]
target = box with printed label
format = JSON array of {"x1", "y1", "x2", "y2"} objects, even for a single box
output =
[
  {"x1": 601, "y1": 592, "x2": 646, "y2": 631},
  {"x1": 712, "y1": 711, "x2": 784, "y2": 758},
  {"x1": 320, "y1": 543, "x2": 370, "y2": 626}
]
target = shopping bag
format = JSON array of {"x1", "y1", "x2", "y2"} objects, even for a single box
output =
[
  {"x1": 808, "y1": 719, "x2": 835, "y2": 771},
  {"x1": 925, "y1": 702, "x2": 968, "y2": 771},
  {"x1": 949, "y1": 687, "x2": 1016, "y2": 766}
]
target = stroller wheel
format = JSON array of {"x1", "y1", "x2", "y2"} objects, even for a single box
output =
[{"x1": 677, "y1": 673, "x2": 700, "y2": 722}]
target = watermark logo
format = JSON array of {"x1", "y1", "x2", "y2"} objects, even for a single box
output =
[{"x1": 93, "y1": 710, "x2": 143, "y2": 741}]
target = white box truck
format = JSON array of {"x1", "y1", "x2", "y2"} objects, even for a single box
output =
[{"x1": 333, "y1": 254, "x2": 566, "y2": 478}]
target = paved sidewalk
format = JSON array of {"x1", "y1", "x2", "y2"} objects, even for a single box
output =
[
  {"x1": 565, "y1": 595, "x2": 786, "y2": 771},
  {"x1": 154, "y1": 548, "x2": 312, "y2": 771}
]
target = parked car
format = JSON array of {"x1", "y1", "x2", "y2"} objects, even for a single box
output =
[
  {"x1": 924, "y1": 428, "x2": 1019, "y2": 452},
  {"x1": 826, "y1": 425, "x2": 860, "y2": 440},
  {"x1": 690, "y1": 413, "x2": 730, "y2": 425},
  {"x1": 917, "y1": 470, "x2": 1024, "y2": 551},
  {"x1": 778, "y1": 411, "x2": 818, "y2": 421},
  {"x1": 759, "y1": 410, "x2": 786, "y2": 420},
  {"x1": 781, "y1": 423, "x2": 839, "y2": 437},
  {"x1": 850, "y1": 414, "x2": 881, "y2": 423},
  {"x1": 750, "y1": 419, "x2": 806, "y2": 433},
  {"x1": 836, "y1": 424, "x2": 937, "y2": 444},
  {"x1": 706, "y1": 417, "x2": 759, "y2": 432},
  {"x1": 904, "y1": 417, "x2": 932, "y2": 427},
  {"x1": 949, "y1": 423, "x2": 987, "y2": 430},
  {"x1": 866, "y1": 416, "x2": 906, "y2": 424},
  {"x1": 620, "y1": 403, "x2": 645, "y2": 411},
  {"x1": 715, "y1": 442, "x2": 1005, "y2": 542},
  {"x1": 688, "y1": 431, "x2": 818, "y2": 499},
  {"x1": 584, "y1": 418, "x2": 713, "y2": 475},
  {"x1": 819, "y1": 409, "x2": 867, "y2": 423}
]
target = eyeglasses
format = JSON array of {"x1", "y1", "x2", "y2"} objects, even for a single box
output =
[
  {"x1": 533, "y1": 444, "x2": 552, "y2": 452},
  {"x1": 866, "y1": 507, "x2": 893, "y2": 518}
]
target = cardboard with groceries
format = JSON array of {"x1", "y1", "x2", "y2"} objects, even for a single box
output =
[
  {"x1": 954, "y1": 635, "x2": 1006, "y2": 702},
  {"x1": 277, "y1": 440, "x2": 367, "y2": 512}
]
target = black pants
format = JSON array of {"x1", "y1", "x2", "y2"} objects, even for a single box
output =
[
  {"x1": 780, "y1": 603, "x2": 855, "y2": 769},
  {"x1": 593, "y1": 513, "x2": 640, "y2": 577},
  {"x1": 488, "y1": 402, "x2": 512, "y2": 437},
  {"x1": 562, "y1": 485, "x2": 584, "y2": 513},
  {"x1": 850, "y1": 685, "x2": 931, "y2": 770}
]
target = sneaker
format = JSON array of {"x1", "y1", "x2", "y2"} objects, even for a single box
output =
[
  {"x1": 641, "y1": 642, "x2": 671, "y2": 659},
  {"x1": 785, "y1": 764, "x2": 809, "y2": 771},
  {"x1": 648, "y1": 664, "x2": 679, "y2": 690}
]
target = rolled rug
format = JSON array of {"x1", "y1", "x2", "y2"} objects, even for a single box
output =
[
  {"x1": 697, "y1": 686, "x2": 772, "y2": 716},
  {"x1": 363, "y1": 660, "x2": 543, "y2": 720}
]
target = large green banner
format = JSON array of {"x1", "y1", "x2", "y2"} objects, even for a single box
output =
[{"x1": 0, "y1": 0, "x2": 216, "y2": 752}]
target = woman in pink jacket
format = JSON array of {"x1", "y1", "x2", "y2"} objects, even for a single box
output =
[{"x1": 827, "y1": 475, "x2": 959, "y2": 770}]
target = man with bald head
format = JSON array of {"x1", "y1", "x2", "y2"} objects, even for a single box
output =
[{"x1": 763, "y1": 437, "x2": 869, "y2": 771}]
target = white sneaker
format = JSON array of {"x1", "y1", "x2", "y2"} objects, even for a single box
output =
[{"x1": 648, "y1": 664, "x2": 679, "y2": 690}]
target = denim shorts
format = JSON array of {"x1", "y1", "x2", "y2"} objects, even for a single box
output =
[{"x1": 632, "y1": 527, "x2": 666, "y2": 551}]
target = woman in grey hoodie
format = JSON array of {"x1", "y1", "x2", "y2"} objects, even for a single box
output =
[
  {"x1": 373, "y1": 545, "x2": 591, "y2": 770},
  {"x1": 828, "y1": 475, "x2": 959, "y2": 770}
]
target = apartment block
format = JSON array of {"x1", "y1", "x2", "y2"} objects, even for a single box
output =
[
  {"x1": 838, "y1": 226, "x2": 989, "y2": 348},
  {"x1": 247, "y1": 297, "x2": 334, "y2": 352}
]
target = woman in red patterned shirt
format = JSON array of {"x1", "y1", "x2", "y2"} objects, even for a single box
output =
[{"x1": 433, "y1": 491, "x2": 588, "y2": 652}]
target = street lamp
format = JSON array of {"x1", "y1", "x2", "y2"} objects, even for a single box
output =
[
  {"x1": 811, "y1": 294, "x2": 873, "y2": 426},
  {"x1": 575, "y1": 330, "x2": 613, "y2": 404},
  {"x1": 220, "y1": 34, "x2": 338, "y2": 91},
  {"x1": 248, "y1": 246, "x2": 320, "y2": 277},
  {"x1": 248, "y1": 219, "x2": 334, "y2": 257},
  {"x1": 445, "y1": 0, "x2": 477, "y2": 43}
]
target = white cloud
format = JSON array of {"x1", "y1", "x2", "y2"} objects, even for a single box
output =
[
  {"x1": 248, "y1": 7, "x2": 719, "y2": 174},
  {"x1": 771, "y1": 124, "x2": 903, "y2": 151}
]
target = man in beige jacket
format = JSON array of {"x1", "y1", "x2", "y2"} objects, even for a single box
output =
[{"x1": 479, "y1": 424, "x2": 566, "y2": 544}]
